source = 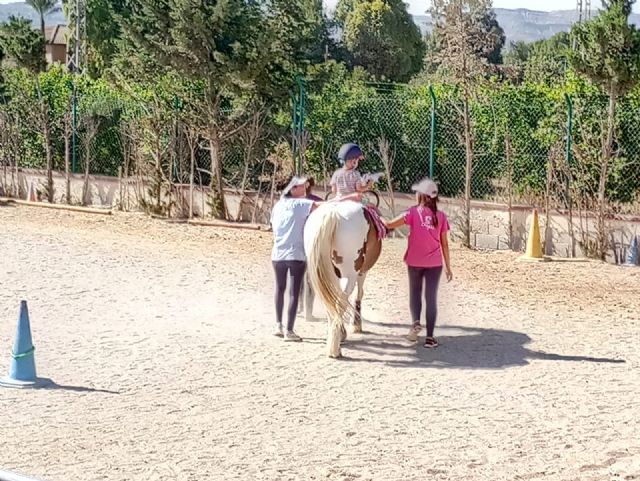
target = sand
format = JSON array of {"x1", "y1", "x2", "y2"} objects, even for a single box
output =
[{"x1": 1, "y1": 204, "x2": 639, "y2": 481}]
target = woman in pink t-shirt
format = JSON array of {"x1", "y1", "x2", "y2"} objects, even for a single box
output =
[{"x1": 383, "y1": 178, "x2": 453, "y2": 348}]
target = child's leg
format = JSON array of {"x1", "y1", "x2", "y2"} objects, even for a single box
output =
[
  {"x1": 424, "y1": 266, "x2": 443, "y2": 337},
  {"x1": 407, "y1": 266, "x2": 425, "y2": 326}
]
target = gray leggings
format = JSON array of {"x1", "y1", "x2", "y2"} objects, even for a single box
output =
[
  {"x1": 273, "y1": 260, "x2": 306, "y2": 331},
  {"x1": 408, "y1": 265, "x2": 443, "y2": 337}
]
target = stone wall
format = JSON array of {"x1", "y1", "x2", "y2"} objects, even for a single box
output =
[{"x1": 2, "y1": 167, "x2": 639, "y2": 263}]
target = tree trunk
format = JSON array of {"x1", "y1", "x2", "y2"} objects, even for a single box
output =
[
  {"x1": 237, "y1": 145, "x2": 253, "y2": 222},
  {"x1": 36, "y1": 77, "x2": 54, "y2": 203},
  {"x1": 64, "y1": 114, "x2": 71, "y2": 204},
  {"x1": 597, "y1": 89, "x2": 617, "y2": 260},
  {"x1": 40, "y1": 15, "x2": 47, "y2": 68},
  {"x1": 43, "y1": 110, "x2": 54, "y2": 202},
  {"x1": 82, "y1": 138, "x2": 91, "y2": 206},
  {"x1": 462, "y1": 84, "x2": 473, "y2": 248},
  {"x1": 154, "y1": 136, "x2": 162, "y2": 213},
  {"x1": 505, "y1": 131, "x2": 513, "y2": 249},
  {"x1": 208, "y1": 132, "x2": 227, "y2": 219},
  {"x1": 544, "y1": 157, "x2": 553, "y2": 255},
  {"x1": 189, "y1": 141, "x2": 195, "y2": 219}
]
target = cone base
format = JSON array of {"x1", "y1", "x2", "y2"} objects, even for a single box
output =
[
  {"x1": 0, "y1": 376, "x2": 50, "y2": 389},
  {"x1": 517, "y1": 255, "x2": 551, "y2": 263}
]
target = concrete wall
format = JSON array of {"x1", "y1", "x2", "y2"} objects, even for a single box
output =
[
  {"x1": 2, "y1": 167, "x2": 639, "y2": 263},
  {"x1": 45, "y1": 44, "x2": 67, "y2": 65},
  {"x1": 0, "y1": 167, "x2": 271, "y2": 223}
]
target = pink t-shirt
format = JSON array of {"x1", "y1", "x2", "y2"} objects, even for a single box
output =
[{"x1": 403, "y1": 206, "x2": 450, "y2": 268}]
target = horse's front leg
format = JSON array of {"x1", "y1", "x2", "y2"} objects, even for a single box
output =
[{"x1": 353, "y1": 272, "x2": 367, "y2": 333}]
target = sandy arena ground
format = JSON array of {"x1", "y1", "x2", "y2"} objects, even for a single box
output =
[{"x1": 0, "y1": 204, "x2": 639, "y2": 481}]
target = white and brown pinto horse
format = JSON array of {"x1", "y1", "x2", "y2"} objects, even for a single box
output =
[{"x1": 303, "y1": 201, "x2": 382, "y2": 358}]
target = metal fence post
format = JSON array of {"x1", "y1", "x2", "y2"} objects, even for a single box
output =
[
  {"x1": 564, "y1": 93, "x2": 576, "y2": 257},
  {"x1": 71, "y1": 83, "x2": 78, "y2": 173},
  {"x1": 565, "y1": 93, "x2": 573, "y2": 164},
  {"x1": 429, "y1": 85, "x2": 437, "y2": 179},
  {"x1": 290, "y1": 76, "x2": 306, "y2": 176}
]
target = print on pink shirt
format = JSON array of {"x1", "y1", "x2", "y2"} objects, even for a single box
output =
[{"x1": 403, "y1": 206, "x2": 450, "y2": 268}]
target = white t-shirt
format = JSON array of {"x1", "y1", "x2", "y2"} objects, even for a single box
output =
[
  {"x1": 270, "y1": 197, "x2": 314, "y2": 261},
  {"x1": 330, "y1": 168, "x2": 364, "y2": 196}
]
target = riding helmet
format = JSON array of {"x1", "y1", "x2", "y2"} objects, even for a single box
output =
[{"x1": 337, "y1": 143, "x2": 363, "y2": 165}]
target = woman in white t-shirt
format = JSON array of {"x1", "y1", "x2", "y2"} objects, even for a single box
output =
[{"x1": 270, "y1": 175, "x2": 360, "y2": 342}]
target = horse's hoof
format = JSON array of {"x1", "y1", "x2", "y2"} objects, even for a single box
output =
[
  {"x1": 352, "y1": 326, "x2": 363, "y2": 334},
  {"x1": 328, "y1": 351, "x2": 342, "y2": 359}
]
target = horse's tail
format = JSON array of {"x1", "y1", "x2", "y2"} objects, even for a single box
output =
[{"x1": 307, "y1": 209, "x2": 350, "y2": 327}]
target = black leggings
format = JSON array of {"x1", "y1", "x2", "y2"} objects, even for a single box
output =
[
  {"x1": 408, "y1": 265, "x2": 443, "y2": 337},
  {"x1": 273, "y1": 260, "x2": 306, "y2": 331}
]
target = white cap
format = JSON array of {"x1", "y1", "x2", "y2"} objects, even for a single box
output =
[
  {"x1": 281, "y1": 176, "x2": 308, "y2": 197},
  {"x1": 411, "y1": 177, "x2": 439, "y2": 198}
]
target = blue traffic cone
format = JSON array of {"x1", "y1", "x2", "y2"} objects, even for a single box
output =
[
  {"x1": 0, "y1": 301, "x2": 47, "y2": 389},
  {"x1": 624, "y1": 236, "x2": 639, "y2": 267}
]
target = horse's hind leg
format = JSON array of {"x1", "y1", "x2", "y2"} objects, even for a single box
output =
[
  {"x1": 304, "y1": 273, "x2": 315, "y2": 321},
  {"x1": 327, "y1": 316, "x2": 342, "y2": 358},
  {"x1": 353, "y1": 272, "x2": 367, "y2": 333},
  {"x1": 297, "y1": 275, "x2": 305, "y2": 315},
  {"x1": 298, "y1": 273, "x2": 313, "y2": 320}
]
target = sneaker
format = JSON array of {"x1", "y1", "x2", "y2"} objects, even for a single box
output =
[
  {"x1": 273, "y1": 324, "x2": 284, "y2": 338},
  {"x1": 284, "y1": 330, "x2": 302, "y2": 342},
  {"x1": 424, "y1": 337, "x2": 439, "y2": 348},
  {"x1": 406, "y1": 324, "x2": 422, "y2": 342}
]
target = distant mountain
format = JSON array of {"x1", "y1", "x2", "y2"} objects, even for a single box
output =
[
  {"x1": 2, "y1": 2, "x2": 640, "y2": 46},
  {"x1": 415, "y1": 8, "x2": 640, "y2": 45},
  {"x1": 0, "y1": 2, "x2": 66, "y2": 26}
]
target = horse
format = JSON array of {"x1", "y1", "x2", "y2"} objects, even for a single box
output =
[{"x1": 303, "y1": 201, "x2": 382, "y2": 358}]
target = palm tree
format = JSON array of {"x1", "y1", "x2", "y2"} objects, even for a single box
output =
[{"x1": 25, "y1": 0, "x2": 58, "y2": 36}]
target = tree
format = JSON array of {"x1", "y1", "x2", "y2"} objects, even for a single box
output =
[
  {"x1": 26, "y1": 0, "x2": 58, "y2": 35},
  {"x1": 569, "y1": 0, "x2": 640, "y2": 259},
  {"x1": 0, "y1": 16, "x2": 46, "y2": 73},
  {"x1": 425, "y1": 5, "x2": 504, "y2": 72},
  {"x1": 86, "y1": 0, "x2": 126, "y2": 76},
  {"x1": 525, "y1": 32, "x2": 570, "y2": 84},
  {"x1": 0, "y1": 17, "x2": 56, "y2": 202},
  {"x1": 118, "y1": 0, "x2": 317, "y2": 219},
  {"x1": 430, "y1": 0, "x2": 499, "y2": 247},
  {"x1": 479, "y1": 9, "x2": 505, "y2": 64},
  {"x1": 337, "y1": 0, "x2": 425, "y2": 82},
  {"x1": 293, "y1": 0, "x2": 333, "y2": 66},
  {"x1": 503, "y1": 40, "x2": 531, "y2": 67},
  {"x1": 0, "y1": 45, "x2": 5, "y2": 103},
  {"x1": 334, "y1": 0, "x2": 357, "y2": 26},
  {"x1": 61, "y1": 0, "x2": 127, "y2": 76}
]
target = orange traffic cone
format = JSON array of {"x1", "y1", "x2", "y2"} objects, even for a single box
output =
[
  {"x1": 27, "y1": 181, "x2": 37, "y2": 202},
  {"x1": 518, "y1": 209, "x2": 551, "y2": 263}
]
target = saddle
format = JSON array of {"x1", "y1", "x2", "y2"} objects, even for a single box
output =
[{"x1": 362, "y1": 204, "x2": 388, "y2": 241}]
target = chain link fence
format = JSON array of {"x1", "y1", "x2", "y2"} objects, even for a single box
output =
[
  {"x1": 303, "y1": 82, "x2": 640, "y2": 216},
  {"x1": 2, "y1": 71, "x2": 640, "y2": 218},
  {"x1": 304, "y1": 83, "x2": 432, "y2": 194}
]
